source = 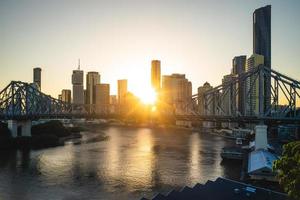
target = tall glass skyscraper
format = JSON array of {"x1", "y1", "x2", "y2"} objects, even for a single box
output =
[
  {"x1": 253, "y1": 5, "x2": 271, "y2": 68},
  {"x1": 253, "y1": 5, "x2": 271, "y2": 114}
]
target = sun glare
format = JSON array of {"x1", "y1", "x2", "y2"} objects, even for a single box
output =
[{"x1": 136, "y1": 87, "x2": 157, "y2": 105}]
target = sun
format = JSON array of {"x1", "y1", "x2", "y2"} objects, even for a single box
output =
[{"x1": 136, "y1": 87, "x2": 157, "y2": 105}]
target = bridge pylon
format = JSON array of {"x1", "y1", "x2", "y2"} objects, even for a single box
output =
[{"x1": 7, "y1": 120, "x2": 32, "y2": 138}]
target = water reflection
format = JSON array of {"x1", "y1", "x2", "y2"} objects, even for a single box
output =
[
  {"x1": 189, "y1": 132, "x2": 200, "y2": 183},
  {"x1": 0, "y1": 127, "x2": 240, "y2": 200}
]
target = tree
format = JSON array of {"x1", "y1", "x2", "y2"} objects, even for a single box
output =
[{"x1": 273, "y1": 141, "x2": 300, "y2": 199}]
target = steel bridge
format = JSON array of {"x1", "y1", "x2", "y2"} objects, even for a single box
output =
[
  {"x1": 1, "y1": 65, "x2": 300, "y2": 127},
  {"x1": 184, "y1": 65, "x2": 300, "y2": 124}
]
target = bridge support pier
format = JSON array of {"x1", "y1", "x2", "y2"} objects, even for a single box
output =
[
  {"x1": 254, "y1": 125, "x2": 268, "y2": 150},
  {"x1": 7, "y1": 120, "x2": 32, "y2": 138}
]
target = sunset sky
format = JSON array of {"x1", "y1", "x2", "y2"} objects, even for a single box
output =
[{"x1": 1, "y1": 0, "x2": 300, "y2": 99}]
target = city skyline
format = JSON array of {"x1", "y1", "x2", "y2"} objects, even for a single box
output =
[{"x1": 1, "y1": 0, "x2": 300, "y2": 99}]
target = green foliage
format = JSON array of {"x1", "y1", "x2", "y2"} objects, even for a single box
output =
[
  {"x1": 31, "y1": 120, "x2": 71, "y2": 137},
  {"x1": 273, "y1": 141, "x2": 300, "y2": 199}
]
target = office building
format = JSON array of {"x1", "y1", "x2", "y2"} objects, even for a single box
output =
[
  {"x1": 197, "y1": 82, "x2": 213, "y2": 115},
  {"x1": 33, "y1": 67, "x2": 41, "y2": 91},
  {"x1": 95, "y1": 84, "x2": 110, "y2": 114},
  {"x1": 162, "y1": 74, "x2": 192, "y2": 114},
  {"x1": 222, "y1": 74, "x2": 237, "y2": 116},
  {"x1": 246, "y1": 54, "x2": 264, "y2": 116},
  {"x1": 118, "y1": 79, "x2": 128, "y2": 105},
  {"x1": 72, "y1": 65, "x2": 84, "y2": 104},
  {"x1": 253, "y1": 5, "x2": 271, "y2": 113},
  {"x1": 86, "y1": 72, "x2": 100, "y2": 105},
  {"x1": 110, "y1": 95, "x2": 118, "y2": 114},
  {"x1": 197, "y1": 82, "x2": 214, "y2": 128},
  {"x1": 151, "y1": 60, "x2": 161, "y2": 92},
  {"x1": 232, "y1": 56, "x2": 247, "y2": 115},
  {"x1": 61, "y1": 89, "x2": 71, "y2": 103}
]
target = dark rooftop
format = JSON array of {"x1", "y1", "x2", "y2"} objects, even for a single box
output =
[{"x1": 140, "y1": 177, "x2": 287, "y2": 200}]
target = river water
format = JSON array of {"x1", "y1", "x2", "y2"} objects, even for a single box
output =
[{"x1": 0, "y1": 126, "x2": 241, "y2": 200}]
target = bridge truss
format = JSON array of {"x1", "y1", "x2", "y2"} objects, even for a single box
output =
[{"x1": 185, "y1": 65, "x2": 300, "y2": 124}]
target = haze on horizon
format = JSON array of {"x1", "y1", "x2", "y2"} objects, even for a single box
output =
[{"x1": 0, "y1": 0, "x2": 300, "y2": 99}]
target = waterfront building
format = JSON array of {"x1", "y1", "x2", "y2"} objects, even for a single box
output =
[
  {"x1": 61, "y1": 89, "x2": 71, "y2": 103},
  {"x1": 162, "y1": 74, "x2": 192, "y2": 114},
  {"x1": 245, "y1": 54, "x2": 264, "y2": 116},
  {"x1": 248, "y1": 149, "x2": 278, "y2": 182},
  {"x1": 86, "y1": 71, "x2": 100, "y2": 105},
  {"x1": 118, "y1": 79, "x2": 128, "y2": 105},
  {"x1": 110, "y1": 95, "x2": 118, "y2": 114},
  {"x1": 151, "y1": 60, "x2": 161, "y2": 92},
  {"x1": 232, "y1": 56, "x2": 246, "y2": 115},
  {"x1": 33, "y1": 67, "x2": 41, "y2": 91},
  {"x1": 253, "y1": 5, "x2": 271, "y2": 114},
  {"x1": 95, "y1": 84, "x2": 110, "y2": 114},
  {"x1": 72, "y1": 67, "x2": 84, "y2": 105}
]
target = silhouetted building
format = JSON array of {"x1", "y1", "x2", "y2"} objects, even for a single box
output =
[
  {"x1": 61, "y1": 89, "x2": 71, "y2": 103},
  {"x1": 198, "y1": 82, "x2": 213, "y2": 128},
  {"x1": 151, "y1": 60, "x2": 161, "y2": 92},
  {"x1": 232, "y1": 55, "x2": 247, "y2": 115},
  {"x1": 118, "y1": 79, "x2": 128, "y2": 105},
  {"x1": 110, "y1": 95, "x2": 118, "y2": 114},
  {"x1": 95, "y1": 84, "x2": 110, "y2": 114},
  {"x1": 86, "y1": 72, "x2": 100, "y2": 105},
  {"x1": 246, "y1": 54, "x2": 264, "y2": 116},
  {"x1": 72, "y1": 66, "x2": 84, "y2": 105},
  {"x1": 33, "y1": 67, "x2": 41, "y2": 91},
  {"x1": 253, "y1": 5, "x2": 271, "y2": 113},
  {"x1": 222, "y1": 74, "x2": 237, "y2": 116},
  {"x1": 162, "y1": 74, "x2": 192, "y2": 114}
]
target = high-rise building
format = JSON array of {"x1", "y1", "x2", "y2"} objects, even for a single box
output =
[
  {"x1": 246, "y1": 54, "x2": 264, "y2": 116},
  {"x1": 162, "y1": 74, "x2": 192, "y2": 114},
  {"x1": 61, "y1": 89, "x2": 72, "y2": 103},
  {"x1": 86, "y1": 72, "x2": 100, "y2": 105},
  {"x1": 95, "y1": 84, "x2": 110, "y2": 114},
  {"x1": 232, "y1": 55, "x2": 247, "y2": 115},
  {"x1": 253, "y1": 5, "x2": 271, "y2": 113},
  {"x1": 33, "y1": 67, "x2": 41, "y2": 91},
  {"x1": 222, "y1": 74, "x2": 237, "y2": 116},
  {"x1": 197, "y1": 82, "x2": 214, "y2": 128},
  {"x1": 151, "y1": 60, "x2": 161, "y2": 92},
  {"x1": 58, "y1": 94, "x2": 62, "y2": 101},
  {"x1": 110, "y1": 95, "x2": 118, "y2": 114},
  {"x1": 72, "y1": 66, "x2": 84, "y2": 104},
  {"x1": 197, "y1": 82, "x2": 213, "y2": 115},
  {"x1": 118, "y1": 79, "x2": 128, "y2": 105}
]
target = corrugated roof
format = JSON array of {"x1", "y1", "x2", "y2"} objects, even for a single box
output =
[{"x1": 248, "y1": 149, "x2": 278, "y2": 173}]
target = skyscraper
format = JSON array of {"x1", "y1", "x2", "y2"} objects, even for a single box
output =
[
  {"x1": 118, "y1": 79, "x2": 128, "y2": 105},
  {"x1": 222, "y1": 74, "x2": 237, "y2": 116},
  {"x1": 33, "y1": 67, "x2": 41, "y2": 91},
  {"x1": 253, "y1": 5, "x2": 271, "y2": 68},
  {"x1": 72, "y1": 65, "x2": 84, "y2": 105},
  {"x1": 246, "y1": 54, "x2": 264, "y2": 116},
  {"x1": 232, "y1": 55, "x2": 247, "y2": 115},
  {"x1": 253, "y1": 5, "x2": 271, "y2": 113},
  {"x1": 61, "y1": 89, "x2": 72, "y2": 103},
  {"x1": 86, "y1": 72, "x2": 100, "y2": 105},
  {"x1": 151, "y1": 60, "x2": 161, "y2": 92},
  {"x1": 162, "y1": 74, "x2": 192, "y2": 114},
  {"x1": 95, "y1": 83, "x2": 110, "y2": 114}
]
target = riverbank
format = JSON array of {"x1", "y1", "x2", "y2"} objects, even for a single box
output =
[{"x1": 0, "y1": 121, "x2": 82, "y2": 150}]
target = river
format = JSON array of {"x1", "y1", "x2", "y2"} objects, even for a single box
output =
[{"x1": 0, "y1": 126, "x2": 242, "y2": 200}]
